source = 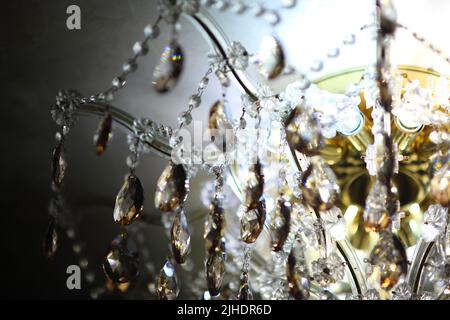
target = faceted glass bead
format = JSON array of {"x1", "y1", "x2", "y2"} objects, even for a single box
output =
[
  {"x1": 113, "y1": 173, "x2": 144, "y2": 225},
  {"x1": 93, "y1": 113, "x2": 112, "y2": 156},
  {"x1": 269, "y1": 198, "x2": 291, "y2": 252},
  {"x1": 241, "y1": 200, "x2": 266, "y2": 244},
  {"x1": 208, "y1": 100, "x2": 230, "y2": 132},
  {"x1": 286, "y1": 240, "x2": 310, "y2": 300},
  {"x1": 369, "y1": 232, "x2": 408, "y2": 290},
  {"x1": 244, "y1": 160, "x2": 265, "y2": 207},
  {"x1": 204, "y1": 199, "x2": 225, "y2": 254},
  {"x1": 43, "y1": 218, "x2": 58, "y2": 260},
  {"x1": 103, "y1": 233, "x2": 139, "y2": 283},
  {"x1": 144, "y1": 24, "x2": 160, "y2": 39},
  {"x1": 300, "y1": 157, "x2": 340, "y2": 211},
  {"x1": 206, "y1": 247, "x2": 226, "y2": 297},
  {"x1": 363, "y1": 179, "x2": 396, "y2": 232},
  {"x1": 258, "y1": 35, "x2": 285, "y2": 80},
  {"x1": 421, "y1": 204, "x2": 448, "y2": 242},
  {"x1": 285, "y1": 105, "x2": 324, "y2": 156},
  {"x1": 51, "y1": 138, "x2": 66, "y2": 188},
  {"x1": 171, "y1": 210, "x2": 191, "y2": 264},
  {"x1": 153, "y1": 41, "x2": 183, "y2": 93},
  {"x1": 237, "y1": 272, "x2": 253, "y2": 300},
  {"x1": 154, "y1": 162, "x2": 189, "y2": 212},
  {"x1": 157, "y1": 260, "x2": 180, "y2": 300}
]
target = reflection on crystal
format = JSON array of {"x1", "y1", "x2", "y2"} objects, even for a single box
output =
[
  {"x1": 321, "y1": 207, "x2": 346, "y2": 241},
  {"x1": 270, "y1": 198, "x2": 291, "y2": 252},
  {"x1": 206, "y1": 243, "x2": 226, "y2": 297},
  {"x1": 103, "y1": 233, "x2": 139, "y2": 283},
  {"x1": 153, "y1": 41, "x2": 183, "y2": 93},
  {"x1": 369, "y1": 232, "x2": 407, "y2": 290},
  {"x1": 363, "y1": 179, "x2": 396, "y2": 232},
  {"x1": 113, "y1": 173, "x2": 144, "y2": 225},
  {"x1": 155, "y1": 162, "x2": 189, "y2": 212},
  {"x1": 286, "y1": 240, "x2": 310, "y2": 300},
  {"x1": 157, "y1": 260, "x2": 180, "y2": 300},
  {"x1": 392, "y1": 282, "x2": 412, "y2": 300},
  {"x1": 94, "y1": 113, "x2": 112, "y2": 156},
  {"x1": 171, "y1": 210, "x2": 191, "y2": 264},
  {"x1": 208, "y1": 100, "x2": 232, "y2": 152},
  {"x1": 241, "y1": 200, "x2": 266, "y2": 244},
  {"x1": 420, "y1": 204, "x2": 448, "y2": 242},
  {"x1": 51, "y1": 138, "x2": 66, "y2": 188},
  {"x1": 237, "y1": 272, "x2": 253, "y2": 300},
  {"x1": 204, "y1": 199, "x2": 225, "y2": 254},
  {"x1": 105, "y1": 278, "x2": 132, "y2": 294},
  {"x1": 380, "y1": 0, "x2": 397, "y2": 35},
  {"x1": 258, "y1": 35, "x2": 285, "y2": 80},
  {"x1": 43, "y1": 218, "x2": 58, "y2": 260},
  {"x1": 285, "y1": 105, "x2": 323, "y2": 156},
  {"x1": 301, "y1": 157, "x2": 340, "y2": 211},
  {"x1": 244, "y1": 160, "x2": 264, "y2": 207}
]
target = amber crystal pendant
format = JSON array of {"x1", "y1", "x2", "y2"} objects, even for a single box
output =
[
  {"x1": 93, "y1": 113, "x2": 112, "y2": 156},
  {"x1": 155, "y1": 162, "x2": 189, "y2": 212},
  {"x1": 171, "y1": 209, "x2": 191, "y2": 264},
  {"x1": 113, "y1": 173, "x2": 144, "y2": 225},
  {"x1": 153, "y1": 41, "x2": 184, "y2": 93},
  {"x1": 103, "y1": 233, "x2": 139, "y2": 284}
]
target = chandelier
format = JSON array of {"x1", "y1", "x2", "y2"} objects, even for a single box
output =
[{"x1": 48, "y1": 0, "x2": 450, "y2": 300}]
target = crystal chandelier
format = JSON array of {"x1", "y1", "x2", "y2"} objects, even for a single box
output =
[{"x1": 48, "y1": 0, "x2": 450, "y2": 300}]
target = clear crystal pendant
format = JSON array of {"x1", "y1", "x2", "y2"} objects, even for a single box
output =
[
  {"x1": 152, "y1": 41, "x2": 183, "y2": 93},
  {"x1": 258, "y1": 35, "x2": 285, "y2": 80},
  {"x1": 363, "y1": 179, "x2": 394, "y2": 232},
  {"x1": 171, "y1": 209, "x2": 191, "y2": 264},
  {"x1": 157, "y1": 260, "x2": 180, "y2": 300},
  {"x1": 103, "y1": 233, "x2": 139, "y2": 283},
  {"x1": 113, "y1": 173, "x2": 144, "y2": 225},
  {"x1": 93, "y1": 113, "x2": 112, "y2": 156},
  {"x1": 155, "y1": 162, "x2": 189, "y2": 212}
]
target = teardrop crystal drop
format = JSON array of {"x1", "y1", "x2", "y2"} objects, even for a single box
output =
[
  {"x1": 258, "y1": 35, "x2": 285, "y2": 79},
  {"x1": 171, "y1": 210, "x2": 191, "y2": 264},
  {"x1": 206, "y1": 241, "x2": 226, "y2": 297},
  {"x1": 369, "y1": 232, "x2": 407, "y2": 290},
  {"x1": 208, "y1": 100, "x2": 232, "y2": 152},
  {"x1": 286, "y1": 240, "x2": 310, "y2": 300},
  {"x1": 94, "y1": 113, "x2": 112, "y2": 156},
  {"x1": 237, "y1": 272, "x2": 253, "y2": 300},
  {"x1": 241, "y1": 200, "x2": 266, "y2": 244},
  {"x1": 430, "y1": 160, "x2": 449, "y2": 207},
  {"x1": 157, "y1": 260, "x2": 180, "y2": 300},
  {"x1": 152, "y1": 41, "x2": 183, "y2": 93},
  {"x1": 270, "y1": 198, "x2": 291, "y2": 252},
  {"x1": 43, "y1": 218, "x2": 58, "y2": 260},
  {"x1": 363, "y1": 179, "x2": 396, "y2": 232},
  {"x1": 204, "y1": 199, "x2": 225, "y2": 254},
  {"x1": 244, "y1": 160, "x2": 265, "y2": 207},
  {"x1": 113, "y1": 173, "x2": 144, "y2": 225},
  {"x1": 301, "y1": 157, "x2": 340, "y2": 211},
  {"x1": 285, "y1": 105, "x2": 324, "y2": 156},
  {"x1": 103, "y1": 233, "x2": 139, "y2": 283},
  {"x1": 51, "y1": 138, "x2": 66, "y2": 188},
  {"x1": 155, "y1": 162, "x2": 189, "y2": 212}
]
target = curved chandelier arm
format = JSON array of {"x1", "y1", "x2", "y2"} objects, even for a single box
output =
[{"x1": 406, "y1": 239, "x2": 434, "y2": 295}]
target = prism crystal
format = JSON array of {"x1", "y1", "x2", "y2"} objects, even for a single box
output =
[
  {"x1": 43, "y1": 217, "x2": 58, "y2": 260},
  {"x1": 51, "y1": 138, "x2": 66, "y2": 188},
  {"x1": 206, "y1": 245, "x2": 226, "y2": 297},
  {"x1": 270, "y1": 198, "x2": 291, "y2": 251},
  {"x1": 286, "y1": 240, "x2": 310, "y2": 300},
  {"x1": 241, "y1": 200, "x2": 266, "y2": 244},
  {"x1": 369, "y1": 232, "x2": 408, "y2": 290},
  {"x1": 153, "y1": 41, "x2": 183, "y2": 93},
  {"x1": 94, "y1": 113, "x2": 112, "y2": 156},
  {"x1": 171, "y1": 209, "x2": 191, "y2": 264},
  {"x1": 103, "y1": 233, "x2": 139, "y2": 283},
  {"x1": 204, "y1": 199, "x2": 225, "y2": 254},
  {"x1": 301, "y1": 157, "x2": 340, "y2": 211},
  {"x1": 157, "y1": 260, "x2": 180, "y2": 300},
  {"x1": 363, "y1": 179, "x2": 395, "y2": 232},
  {"x1": 155, "y1": 162, "x2": 189, "y2": 212},
  {"x1": 113, "y1": 173, "x2": 144, "y2": 225}
]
